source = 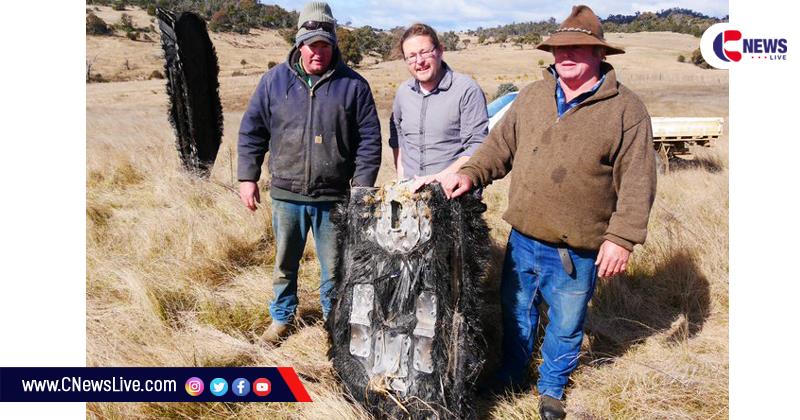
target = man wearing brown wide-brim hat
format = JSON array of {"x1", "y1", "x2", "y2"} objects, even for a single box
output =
[
  {"x1": 442, "y1": 5, "x2": 656, "y2": 419},
  {"x1": 536, "y1": 5, "x2": 626, "y2": 55}
]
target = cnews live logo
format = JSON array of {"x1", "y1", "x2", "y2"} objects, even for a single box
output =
[{"x1": 700, "y1": 23, "x2": 789, "y2": 69}]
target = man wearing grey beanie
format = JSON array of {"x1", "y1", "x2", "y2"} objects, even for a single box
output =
[{"x1": 238, "y1": 1, "x2": 382, "y2": 344}]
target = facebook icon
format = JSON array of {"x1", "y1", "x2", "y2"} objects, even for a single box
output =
[{"x1": 231, "y1": 378, "x2": 250, "y2": 397}]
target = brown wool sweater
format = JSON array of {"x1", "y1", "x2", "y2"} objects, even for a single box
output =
[{"x1": 460, "y1": 63, "x2": 656, "y2": 251}]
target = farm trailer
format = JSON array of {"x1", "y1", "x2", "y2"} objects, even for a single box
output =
[
  {"x1": 652, "y1": 117, "x2": 724, "y2": 173},
  {"x1": 488, "y1": 93, "x2": 724, "y2": 174}
]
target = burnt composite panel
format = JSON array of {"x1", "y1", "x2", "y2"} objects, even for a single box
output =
[
  {"x1": 157, "y1": 9, "x2": 223, "y2": 177},
  {"x1": 329, "y1": 183, "x2": 490, "y2": 419}
]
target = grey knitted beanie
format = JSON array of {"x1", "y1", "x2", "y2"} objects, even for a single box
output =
[{"x1": 295, "y1": 2, "x2": 337, "y2": 47}]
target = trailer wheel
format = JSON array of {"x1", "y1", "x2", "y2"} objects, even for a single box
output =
[{"x1": 656, "y1": 144, "x2": 670, "y2": 174}]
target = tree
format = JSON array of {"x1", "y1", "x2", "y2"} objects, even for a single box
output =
[
  {"x1": 518, "y1": 32, "x2": 542, "y2": 45},
  {"x1": 86, "y1": 55, "x2": 98, "y2": 82},
  {"x1": 441, "y1": 31, "x2": 460, "y2": 51},
  {"x1": 352, "y1": 26, "x2": 380, "y2": 53},
  {"x1": 379, "y1": 27, "x2": 405, "y2": 60},
  {"x1": 493, "y1": 83, "x2": 518, "y2": 100},
  {"x1": 278, "y1": 28, "x2": 295, "y2": 46},
  {"x1": 462, "y1": 39, "x2": 470, "y2": 49},
  {"x1": 337, "y1": 28, "x2": 363, "y2": 66},
  {"x1": 208, "y1": 10, "x2": 230, "y2": 32},
  {"x1": 86, "y1": 12, "x2": 111, "y2": 36},
  {"x1": 117, "y1": 13, "x2": 135, "y2": 33},
  {"x1": 691, "y1": 48, "x2": 711, "y2": 69}
]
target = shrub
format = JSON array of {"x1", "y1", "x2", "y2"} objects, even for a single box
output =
[
  {"x1": 337, "y1": 28, "x2": 362, "y2": 66},
  {"x1": 493, "y1": 82, "x2": 518, "y2": 100},
  {"x1": 478, "y1": 34, "x2": 486, "y2": 44},
  {"x1": 112, "y1": 0, "x2": 126, "y2": 11},
  {"x1": 267, "y1": 61, "x2": 277, "y2": 69},
  {"x1": 278, "y1": 28, "x2": 295, "y2": 46},
  {"x1": 232, "y1": 23, "x2": 250, "y2": 35},
  {"x1": 86, "y1": 13, "x2": 111, "y2": 36},
  {"x1": 118, "y1": 13, "x2": 135, "y2": 33},
  {"x1": 208, "y1": 10, "x2": 229, "y2": 32},
  {"x1": 441, "y1": 31, "x2": 460, "y2": 51},
  {"x1": 150, "y1": 70, "x2": 165, "y2": 79},
  {"x1": 691, "y1": 48, "x2": 711, "y2": 69},
  {"x1": 232, "y1": 70, "x2": 245, "y2": 77},
  {"x1": 538, "y1": 59, "x2": 545, "y2": 66},
  {"x1": 677, "y1": 54, "x2": 686, "y2": 63},
  {"x1": 89, "y1": 73, "x2": 107, "y2": 83},
  {"x1": 517, "y1": 32, "x2": 542, "y2": 45},
  {"x1": 146, "y1": 5, "x2": 156, "y2": 16},
  {"x1": 126, "y1": 31, "x2": 138, "y2": 41},
  {"x1": 240, "y1": 59, "x2": 247, "y2": 66}
]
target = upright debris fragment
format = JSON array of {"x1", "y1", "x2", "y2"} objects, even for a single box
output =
[
  {"x1": 329, "y1": 183, "x2": 489, "y2": 419},
  {"x1": 157, "y1": 9, "x2": 223, "y2": 177}
]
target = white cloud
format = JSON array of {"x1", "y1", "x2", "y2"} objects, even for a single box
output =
[{"x1": 266, "y1": 0, "x2": 728, "y2": 30}]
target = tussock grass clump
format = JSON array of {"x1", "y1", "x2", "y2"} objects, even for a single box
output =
[
  {"x1": 197, "y1": 300, "x2": 270, "y2": 336},
  {"x1": 87, "y1": 161, "x2": 144, "y2": 190},
  {"x1": 148, "y1": 285, "x2": 198, "y2": 328}
]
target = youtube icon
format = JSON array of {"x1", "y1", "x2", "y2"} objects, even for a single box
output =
[{"x1": 253, "y1": 378, "x2": 271, "y2": 397}]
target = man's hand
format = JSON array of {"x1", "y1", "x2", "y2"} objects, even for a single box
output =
[
  {"x1": 439, "y1": 173, "x2": 473, "y2": 199},
  {"x1": 410, "y1": 175, "x2": 437, "y2": 192},
  {"x1": 239, "y1": 181, "x2": 260, "y2": 212},
  {"x1": 595, "y1": 240, "x2": 631, "y2": 278}
]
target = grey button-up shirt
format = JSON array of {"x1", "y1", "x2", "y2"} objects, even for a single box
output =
[{"x1": 389, "y1": 63, "x2": 489, "y2": 178}]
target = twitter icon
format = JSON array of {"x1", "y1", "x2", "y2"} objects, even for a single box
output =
[{"x1": 209, "y1": 378, "x2": 228, "y2": 396}]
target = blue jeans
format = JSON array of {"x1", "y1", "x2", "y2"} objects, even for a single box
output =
[
  {"x1": 269, "y1": 198, "x2": 339, "y2": 324},
  {"x1": 497, "y1": 229, "x2": 598, "y2": 400}
]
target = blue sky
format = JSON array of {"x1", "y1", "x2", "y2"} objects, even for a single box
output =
[{"x1": 265, "y1": 0, "x2": 729, "y2": 31}]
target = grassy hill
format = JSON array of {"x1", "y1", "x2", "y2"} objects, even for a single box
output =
[{"x1": 86, "y1": 5, "x2": 728, "y2": 419}]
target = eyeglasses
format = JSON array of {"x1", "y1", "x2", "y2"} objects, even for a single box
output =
[
  {"x1": 404, "y1": 48, "x2": 437, "y2": 64},
  {"x1": 300, "y1": 20, "x2": 335, "y2": 33}
]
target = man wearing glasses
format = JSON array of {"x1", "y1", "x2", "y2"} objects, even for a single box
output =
[
  {"x1": 238, "y1": 1, "x2": 381, "y2": 344},
  {"x1": 389, "y1": 23, "x2": 489, "y2": 191}
]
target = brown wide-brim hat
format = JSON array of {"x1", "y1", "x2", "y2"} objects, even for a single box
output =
[{"x1": 537, "y1": 5, "x2": 625, "y2": 55}]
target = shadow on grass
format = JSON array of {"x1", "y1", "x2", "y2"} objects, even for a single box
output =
[
  {"x1": 473, "y1": 238, "x2": 512, "y2": 417},
  {"x1": 473, "y1": 246, "x2": 711, "y2": 417},
  {"x1": 584, "y1": 249, "x2": 712, "y2": 362},
  {"x1": 667, "y1": 153, "x2": 725, "y2": 173},
  {"x1": 297, "y1": 306, "x2": 324, "y2": 326}
]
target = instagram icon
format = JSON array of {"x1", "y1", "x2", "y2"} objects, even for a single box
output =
[{"x1": 185, "y1": 377, "x2": 204, "y2": 396}]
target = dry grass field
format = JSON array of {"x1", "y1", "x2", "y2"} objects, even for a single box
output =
[{"x1": 86, "y1": 6, "x2": 728, "y2": 419}]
